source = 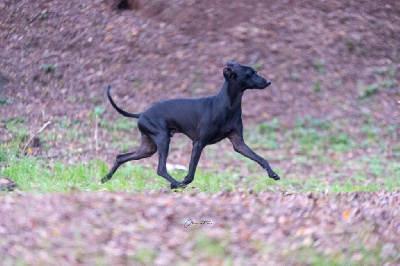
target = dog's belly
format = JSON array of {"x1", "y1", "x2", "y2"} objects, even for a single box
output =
[
  {"x1": 207, "y1": 133, "x2": 229, "y2": 145},
  {"x1": 167, "y1": 123, "x2": 197, "y2": 141},
  {"x1": 202, "y1": 127, "x2": 232, "y2": 145}
]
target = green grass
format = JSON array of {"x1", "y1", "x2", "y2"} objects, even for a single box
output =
[
  {"x1": 1, "y1": 115, "x2": 399, "y2": 194},
  {"x1": 313, "y1": 81, "x2": 322, "y2": 92},
  {"x1": 345, "y1": 38, "x2": 356, "y2": 53},
  {"x1": 314, "y1": 59, "x2": 326, "y2": 75},
  {"x1": 0, "y1": 95, "x2": 12, "y2": 105},
  {"x1": 358, "y1": 70, "x2": 399, "y2": 99},
  {"x1": 287, "y1": 244, "x2": 389, "y2": 266},
  {"x1": 2, "y1": 157, "x2": 162, "y2": 193},
  {"x1": 1, "y1": 152, "x2": 399, "y2": 194}
]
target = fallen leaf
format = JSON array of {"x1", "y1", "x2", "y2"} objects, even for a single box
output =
[{"x1": 343, "y1": 209, "x2": 350, "y2": 219}]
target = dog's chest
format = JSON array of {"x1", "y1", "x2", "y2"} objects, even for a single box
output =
[{"x1": 205, "y1": 112, "x2": 241, "y2": 144}]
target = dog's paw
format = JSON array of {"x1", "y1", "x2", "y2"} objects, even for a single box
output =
[
  {"x1": 182, "y1": 177, "x2": 193, "y2": 186},
  {"x1": 269, "y1": 172, "x2": 280, "y2": 181},
  {"x1": 101, "y1": 176, "x2": 109, "y2": 184},
  {"x1": 170, "y1": 182, "x2": 187, "y2": 190}
]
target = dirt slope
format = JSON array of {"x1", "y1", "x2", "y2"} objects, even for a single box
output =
[{"x1": 1, "y1": 0, "x2": 399, "y2": 127}]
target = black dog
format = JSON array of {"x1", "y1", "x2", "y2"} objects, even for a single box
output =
[{"x1": 102, "y1": 62, "x2": 280, "y2": 188}]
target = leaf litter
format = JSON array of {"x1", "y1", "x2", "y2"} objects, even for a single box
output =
[{"x1": 0, "y1": 191, "x2": 399, "y2": 264}]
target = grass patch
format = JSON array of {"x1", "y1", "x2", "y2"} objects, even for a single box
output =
[
  {"x1": 359, "y1": 83, "x2": 379, "y2": 99},
  {"x1": 287, "y1": 244, "x2": 389, "y2": 265},
  {"x1": 0, "y1": 95, "x2": 12, "y2": 105},
  {"x1": 314, "y1": 59, "x2": 326, "y2": 75},
  {"x1": 100, "y1": 117, "x2": 137, "y2": 132},
  {"x1": 2, "y1": 154, "x2": 398, "y2": 194},
  {"x1": 312, "y1": 81, "x2": 322, "y2": 92},
  {"x1": 1, "y1": 114, "x2": 399, "y2": 194},
  {"x1": 1, "y1": 157, "x2": 165, "y2": 193}
]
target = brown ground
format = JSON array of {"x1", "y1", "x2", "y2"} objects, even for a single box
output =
[
  {"x1": 1, "y1": 0, "x2": 400, "y2": 264},
  {"x1": 1, "y1": 191, "x2": 400, "y2": 264},
  {"x1": 1, "y1": 0, "x2": 399, "y2": 127}
]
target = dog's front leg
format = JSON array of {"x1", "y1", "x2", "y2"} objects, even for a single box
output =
[{"x1": 228, "y1": 132, "x2": 280, "y2": 180}]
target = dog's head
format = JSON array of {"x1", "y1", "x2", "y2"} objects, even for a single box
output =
[{"x1": 223, "y1": 62, "x2": 271, "y2": 90}]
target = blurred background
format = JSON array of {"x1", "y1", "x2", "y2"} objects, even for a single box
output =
[{"x1": 2, "y1": 0, "x2": 399, "y2": 124}]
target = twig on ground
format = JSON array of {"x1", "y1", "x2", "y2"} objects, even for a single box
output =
[
  {"x1": 95, "y1": 114, "x2": 99, "y2": 154},
  {"x1": 21, "y1": 121, "x2": 51, "y2": 156}
]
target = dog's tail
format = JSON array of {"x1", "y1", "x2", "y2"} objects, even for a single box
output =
[{"x1": 106, "y1": 85, "x2": 141, "y2": 118}]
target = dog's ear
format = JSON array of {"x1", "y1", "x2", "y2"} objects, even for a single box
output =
[
  {"x1": 226, "y1": 62, "x2": 240, "y2": 67},
  {"x1": 223, "y1": 67, "x2": 237, "y2": 80}
]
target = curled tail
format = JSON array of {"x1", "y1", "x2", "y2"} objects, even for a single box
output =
[{"x1": 106, "y1": 85, "x2": 141, "y2": 118}]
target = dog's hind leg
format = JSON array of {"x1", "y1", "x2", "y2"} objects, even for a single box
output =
[
  {"x1": 101, "y1": 134, "x2": 157, "y2": 183},
  {"x1": 182, "y1": 141, "x2": 204, "y2": 186}
]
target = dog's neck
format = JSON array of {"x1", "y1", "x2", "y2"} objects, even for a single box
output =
[{"x1": 216, "y1": 81, "x2": 243, "y2": 109}]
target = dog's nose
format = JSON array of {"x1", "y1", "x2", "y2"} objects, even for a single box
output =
[{"x1": 266, "y1": 80, "x2": 271, "y2": 86}]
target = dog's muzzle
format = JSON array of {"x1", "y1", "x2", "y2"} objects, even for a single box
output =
[{"x1": 258, "y1": 79, "x2": 271, "y2": 89}]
